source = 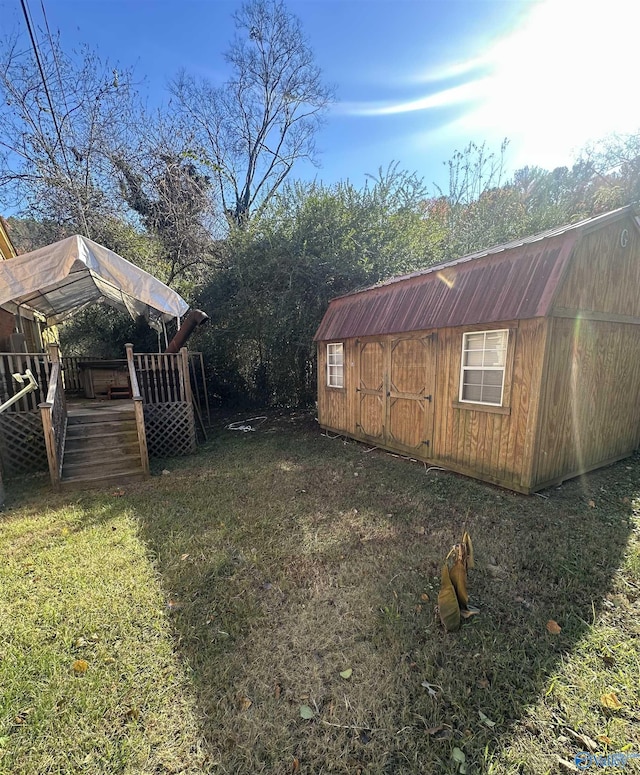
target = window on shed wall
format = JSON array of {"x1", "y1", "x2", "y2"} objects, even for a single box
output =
[
  {"x1": 327, "y1": 343, "x2": 344, "y2": 388},
  {"x1": 460, "y1": 330, "x2": 508, "y2": 405}
]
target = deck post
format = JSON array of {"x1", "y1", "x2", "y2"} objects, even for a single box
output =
[
  {"x1": 48, "y1": 342, "x2": 60, "y2": 363},
  {"x1": 39, "y1": 398, "x2": 59, "y2": 490},
  {"x1": 180, "y1": 347, "x2": 192, "y2": 405},
  {"x1": 125, "y1": 343, "x2": 150, "y2": 479}
]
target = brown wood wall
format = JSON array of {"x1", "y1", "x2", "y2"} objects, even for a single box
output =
[
  {"x1": 553, "y1": 216, "x2": 640, "y2": 318},
  {"x1": 535, "y1": 317, "x2": 640, "y2": 488},
  {"x1": 317, "y1": 340, "x2": 352, "y2": 434},
  {"x1": 317, "y1": 318, "x2": 548, "y2": 492},
  {"x1": 433, "y1": 318, "x2": 547, "y2": 490},
  {"x1": 534, "y1": 215, "x2": 640, "y2": 487},
  {"x1": 317, "y1": 215, "x2": 640, "y2": 493}
]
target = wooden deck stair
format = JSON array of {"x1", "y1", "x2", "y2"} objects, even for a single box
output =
[{"x1": 61, "y1": 402, "x2": 145, "y2": 490}]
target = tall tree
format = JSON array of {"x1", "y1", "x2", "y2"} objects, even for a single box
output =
[
  {"x1": 113, "y1": 120, "x2": 218, "y2": 291},
  {"x1": 197, "y1": 171, "x2": 441, "y2": 407},
  {"x1": 0, "y1": 31, "x2": 137, "y2": 235},
  {"x1": 171, "y1": 0, "x2": 333, "y2": 228}
]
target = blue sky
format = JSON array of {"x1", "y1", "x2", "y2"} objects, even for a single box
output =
[{"x1": 2, "y1": 0, "x2": 639, "y2": 196}]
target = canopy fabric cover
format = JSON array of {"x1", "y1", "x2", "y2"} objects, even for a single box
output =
[{"x1": 0, "y1": 235, "x2": 189, "y2": 328}]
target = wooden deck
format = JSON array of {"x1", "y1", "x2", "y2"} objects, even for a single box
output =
[{"x1": 0, "y1": 344, "x2": 206, "y2": 490}]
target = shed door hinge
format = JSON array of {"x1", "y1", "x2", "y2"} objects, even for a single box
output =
[
  {"x1": 423, "y1": 439, "x2": 430, "y2": 447},
  {"x1": 423, "y1": 394, "x2": 432, "y2": 402}
]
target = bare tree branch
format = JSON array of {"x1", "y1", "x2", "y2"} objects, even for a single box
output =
[{"x1": 170, "y1": 0, "x2": 333, "y2": 228}]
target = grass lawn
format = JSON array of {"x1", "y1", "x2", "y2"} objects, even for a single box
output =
[{"x1": 1, "y1": 412, "x2": 639, "y2": 774}]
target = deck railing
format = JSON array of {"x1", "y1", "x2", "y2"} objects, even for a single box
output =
[
  {"x1": 125, "y1": 344, "x2": 150, "y2": 478},
  {"x1": 133, "y1": 351, "x2": 189, "y2": 404},
  {"x1": 39, "y1": 344, "x2": 67, "y2": 490},
  {"x1": 60, "y1": 356, "x2": 86, "y2": 394},
  {"x1": 0, "y1": 352, "x2": 51, "y2": 411}
]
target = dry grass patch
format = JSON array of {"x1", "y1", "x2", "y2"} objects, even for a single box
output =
[{"x1": 2, "y1": 411, "x2": 639, "y2": 774}]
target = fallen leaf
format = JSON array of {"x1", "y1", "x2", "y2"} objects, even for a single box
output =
[
  {"x1": 299, "y1": 704, "x2": 315, "y2": 720},
  {"x1": 72, "y1": 659, "x2": 88, "y2": 675},
  {"x1": 557, "y1": 756, "x2": 580, "y2": 773},
  {"x1": 600, "y1": 692, "x2": 623, "y2": 710},
  {"x1": 478, "y1": 710, "x2": 496, "y2": 728},
  {"x1": 452, "y1": 748, "x2": 465, "y2": 763},
  {"x1": 292, "y1": 757, "x2": 300, "y2": 773},
  {"x1": 420, "y1": 593, "x2": 430, "y2": 602},
  {"x1": 274, "y1": 684, "x2": 281, "y2": 700},
  {"x1": 597, "y1": 735, "x2": 613, "y2": 744},
  {"x1": 340, "y1": 668, "x2": 353, "y2": 680},
  {"x1": 477, "y1": 678, "x2": 490, "y2": 689},
  {"x1": 566, "y1": 728, "x2": 598, "y2": 752},
  {"x1": 239, "y1": 697, "x2": 252, "y2": 711},
  {"x1": 438, "y1": 564, "x2": 461, "y2": 632},
  {"x1": 452, "y1": 747, "x2": 467, "y2": 773},
  {"x1": 180, "y1": 553, "x2": 190, "y2": 561},
  {"x1": 421, "y1": 680, "x2": 442, "y2": 698},
  {"x1": 546, "y1": 620, "x2": 562, "y2": 635},
  {"x1": 588, "y1": 499, "x2": 596, "y2": 508},
  {"x1": 601, "y1": 652, "x2": 616, "y2": 667},
  {"x1": 75, "y1": 637, "x2": 87, "y2": 647}
]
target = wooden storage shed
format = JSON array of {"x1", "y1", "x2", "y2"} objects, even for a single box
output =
[{"x1": 314, "y1": 205, "x2": 640, "y2": 493}]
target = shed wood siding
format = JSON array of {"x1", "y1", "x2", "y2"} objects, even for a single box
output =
[
  {"x1": 434, "y1": 318, "x2": 547, "y2": 490},
  {"x1": 534, "y1": 317, "x2": 640, "y2": 487},
  {"x1": 317, "y1": 340, "x2": 350, "y2": 433},
  {"x1": 318, "y1": 319, "x2": 546, "y2": 492},
  {"x1": 316, "y1": 206, "x2": 640, "y2": 494},
  {"x1": 553, "y1": 216, "x2": 640, "y2": 318}
]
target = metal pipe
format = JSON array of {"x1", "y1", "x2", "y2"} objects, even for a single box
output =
[
  {"x1": 164, "y1": 309, "x2": 209, "y2": 353},
  {"x1": 0, "y1": 369, "x2": 38, "y2": 414}
]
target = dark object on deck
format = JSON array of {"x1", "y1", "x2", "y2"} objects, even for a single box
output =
[
  {"x1": 165, "y1": 309, "x2": 209, "y2": 353},
  {"x1": 77, "y1": 359, "x2": 130, "y2": 399}
]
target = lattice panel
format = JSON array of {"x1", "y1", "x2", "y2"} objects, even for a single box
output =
[
  {"x1": 143, "y1": 402, "x2": 196, "y2": 458},
  {"x1": 0, "y1": 411, "x2": 47, "y2": 477}
]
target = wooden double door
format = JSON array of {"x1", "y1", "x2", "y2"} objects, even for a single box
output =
[{"x1": 356, "y1": 334, "x2": 436, "y2": 455}]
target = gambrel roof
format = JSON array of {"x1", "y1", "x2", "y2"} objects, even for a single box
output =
[{"x1": 314, "y1": 205, "x2": 639, "y2": 341}]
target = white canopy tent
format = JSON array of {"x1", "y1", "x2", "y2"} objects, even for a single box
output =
[{"x1": 0, "y1": 234, "x2": 189, "y2": 330}]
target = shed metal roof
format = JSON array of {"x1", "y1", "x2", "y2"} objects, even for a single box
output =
[{"x1": 314, "y1": 205, "x2": 635, "y2": 341}]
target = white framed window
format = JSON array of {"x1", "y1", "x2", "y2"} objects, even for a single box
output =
[
  {"x1": 327, "y1": 343, "x2": 344, "y2": 388},
  {"x1": 459, "y1": 329, "x2": 509, "y2": 405}
]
